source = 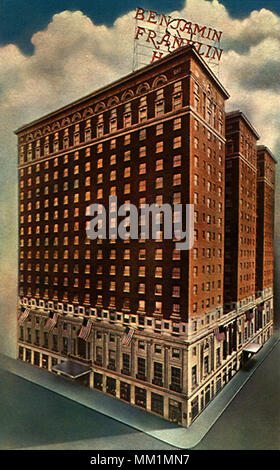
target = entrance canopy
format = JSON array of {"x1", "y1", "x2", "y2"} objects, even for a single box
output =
[
  {"x1": 243, "y1": 343, "x2": 262, "y2": 354},
  {"x1": 52, "y1": 360, "x2": 91, "y2": 379}
]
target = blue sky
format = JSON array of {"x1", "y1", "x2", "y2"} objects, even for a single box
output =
[{"x1": 0, "y1": 0, "x2": 280, "y2": 53}]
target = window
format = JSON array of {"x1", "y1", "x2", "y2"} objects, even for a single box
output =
[
  {"x1": 139, "y1": 146, "x2": 146, "y2": 158},
  {"x1": 153, "y1": 362, "x2": 163, "y2": 385},
  {"x1": 135, "y1": 387, "x2": 146, "y2": 408},
  {"x1": 156, "y1": 141, "x2": 163, "y2": 153},
  {"x1": 122, "y1": 353, "x2": 130, "y2": 373},
  {"x1": 110, "y1": 154, "x2": 116, "y2": 165},
  {"x1": 97, "y1": 188, "x2": 103, "y2": 199},
  {"x1": 155, "y1": 248, "x2": 163, "y2": 260},
  {"x1": 124, "y1": 113, "x2": 132, "y2": 128},
  {"x1": 124, "y1": 183, "x2": 130, "y2": 194},
  {"x1": 192, "y1": 365, "x2": 197, "y2": 386},
  {"x1": 139, "y1": 163, "x2": 146, "y2": 174},
  {"x1": 123, "y1": 281, "x2": 130, "y2": 293},
  {"x1": 124, "y1": 167, "x2": 131, "y2": 178},
  {"x1": 124, "y1": 150, "x2": 131, "y2": 161},
  {"x1": 172, "y1": 267, "x2": 180, "y2": 279},
  {"x1": 110, "y1": 118, "x2": 117, "y2": 133},
  {"x1": 173, "y1": 192, "x2": 181, "y2": 204},
  {"x1": 139, "y1": 266, "x2": 145, "y2": 277},
  {"x1": 155, "y1": 177, "x2": 163, "y2": 189},
  {"x1": 139, "y1": 249, "x2": 146, "y2": 260},
  {"x1": 204, "y1": 356, "x2": 209, "y2": 375},
  {"x1": 124, "y1": 134, "x2": 131, "y2": 145},
  {"x1": 173, "y1": 82, "x2": 183, "y2": 109},
  {"x1": 138, "y1": 300, "x2": 145, "y2": 312},
  {"x1": 173, "y1": 136, "x2": 181, "y2": 148},
  {"x1": 138, "y1": 102, "x2": 148, "y2": 122},
  {"x1": 138, "y1": 283, "x2": 145, "y2": 294},
  {"x1": 172, "y1": 286, "x2": 180, "y2": 297},
  {"x1": 155, "y1": 266, "x2": 163, "y2": 278},
  {"x1": 171, "y1": 367, "x2": 181, "y2": 389},
  {"x1": 123, "y1": 265, "x2": 130, "y2": 276},
  {"x1": 173, "y1": 173, "x2": 181, "y2": 186},
  {"x1": 173, "y1": 118, "x2": 181, "y2": 130},
  {"x1": 156, "y1": 159, "x2": 163, "y2": 171},
  {"x1": 139, "y1": 180, "x2": 146, "y2": 192},
  {"x1": 137, "y1": 357, "x2": 146, "y2": 378},
  {"x1": 155, "y1": 284, "x2": 162, "y2": 296},
  {"x1": 156, "y1": 123, "x2": 163, "y2": 135},
  {"x1": 173, "y1": 155, "x2": 181, "y2": 167},
  {"x1": 155, "y1": 98, "x2": 164, "y2": 116},
  {"x1": 97, "y1": 123, "x2": 104, "y2": 138}
]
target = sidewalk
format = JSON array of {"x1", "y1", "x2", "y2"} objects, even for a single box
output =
[{"x1": 0, "y1": 330, "x2": 279, "y2": 449}]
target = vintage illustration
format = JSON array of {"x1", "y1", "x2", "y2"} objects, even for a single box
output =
[{"x1": 0, "y1": 0, "x2": 279, "y2": 452}]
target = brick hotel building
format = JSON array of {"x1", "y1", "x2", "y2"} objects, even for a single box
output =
[{"x1": 15, "y1": 45, "x2": 276, "y2": 427}]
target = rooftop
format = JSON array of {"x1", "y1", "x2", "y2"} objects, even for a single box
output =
[
  {"x1": 15, "y1": 45, "x2": 230, "y2": 135},
  {"x1": 257, "y1": 145, "x2": 278, "y2": 164},
  {"x1": 226, "y1": 110, "x2": 260, "y2": 140}
]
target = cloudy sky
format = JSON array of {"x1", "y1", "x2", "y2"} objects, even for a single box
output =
[{"x1": 0, "y1": 0, "x2": 279, "y2": 357}]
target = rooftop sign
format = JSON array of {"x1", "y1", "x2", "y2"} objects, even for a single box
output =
[{"x1": 134, "y1": 7, "x2": 223, "y2": 68}]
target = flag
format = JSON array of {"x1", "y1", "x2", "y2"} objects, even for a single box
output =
[
  {"x1": 214, "y1": 327, "x2": 225, "y2": 342},
  {"x1": 18, "y1": 307, "x2": 30, "y2": 325},
  {"x1": 78, "y1": 318, "x2": 92, "y2": 341},
  {"x1": 122, "y1": 326, "x2": 135, "y2": 346},
  {"x1": 45, "y1": 311, "x2": 58, "y2": 331},
  {"x1": 246, "y1": 310, "x2": 254, "y2": 322}
]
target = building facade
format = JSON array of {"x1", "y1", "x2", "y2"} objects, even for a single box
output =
[
  {"x1": 256, "y1": 145, "x2": 276, "y2": 298},
  {"x1": 16, "y1": 46, "x2": 276, "y2": 428},
  {"x1": 224, "y1": 110, "x2": 259, "y2": 309}
]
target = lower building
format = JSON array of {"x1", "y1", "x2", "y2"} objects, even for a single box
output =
[{"x1": 17, "y1": 293, "x2": 274, "y2": 427}]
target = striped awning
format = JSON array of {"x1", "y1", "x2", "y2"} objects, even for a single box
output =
[{"x1": 52, "y1": 360, "x2": 91, "y2": 379}]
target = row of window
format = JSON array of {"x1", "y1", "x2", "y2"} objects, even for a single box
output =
[
  {"x1": 18, "y1": 288, "x2": 181, "y2": 313},
  {"x1": 21, "y1": 143, "x2": 183, "y2": 185},
  {"x1": 193, "y1": 264, "x2": 222, "y2": 275},
  {"x1": 194, "y1": 171, "x2": 223, "y2": 185},
  {"x1": 19, "y1": 247, "x2": 181, "y2": 262},
  {"x1": 19, "y1": 263, "x2": 183, "y2": 278},
  {"x1": 20, "y1": 177, "x2": 183, "y2": 208},
  {"x1": 20, "y1": 92, "x2": 185, "y2": 162},
  {"x1": 193, "y1": 280, "x2": 222, "y2": 292},
  {"x1": 20, "y1": 159, "x2": 183, "y2": 191},
  {"x1": 192, "y1": 296, "x2": 222, "y2": 312},
  {"x1": 193, "y1": 247, "x2": 223, "y2": 259},
  {"x1": 20, "y1": 120, "x2": 179, "y2": 165}
]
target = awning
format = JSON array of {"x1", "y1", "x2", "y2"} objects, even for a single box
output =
[
  {"x1": 243, "y1": 342, "x2": 262, "y2": 354},
  {"x1": 52, "y1": 360, "x2": 91, "y2": 379}
]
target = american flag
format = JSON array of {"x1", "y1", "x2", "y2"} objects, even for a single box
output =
[
  {"x1": 45, "y1": 312, "x2": 58, "y2": 331},
  {"x1": 214, "y1": 328, "x2": 225, "y2": 342},
  {"x1": 18, "y1": 307, "x2": 30, "y2": 325},
  {"x1": 78, "y1": 318, "x2": 92, "y2": 341},
  {"x1": 246, "y1": 310, "x2": 254, "y2": 322},
  {"x1": 121, "y1": 326, "x2": 135, "y2": 346}
]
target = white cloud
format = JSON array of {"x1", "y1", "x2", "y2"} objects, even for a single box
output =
[{"x1": 0, "y1": 1, "x2": 279, "y2": 151}]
